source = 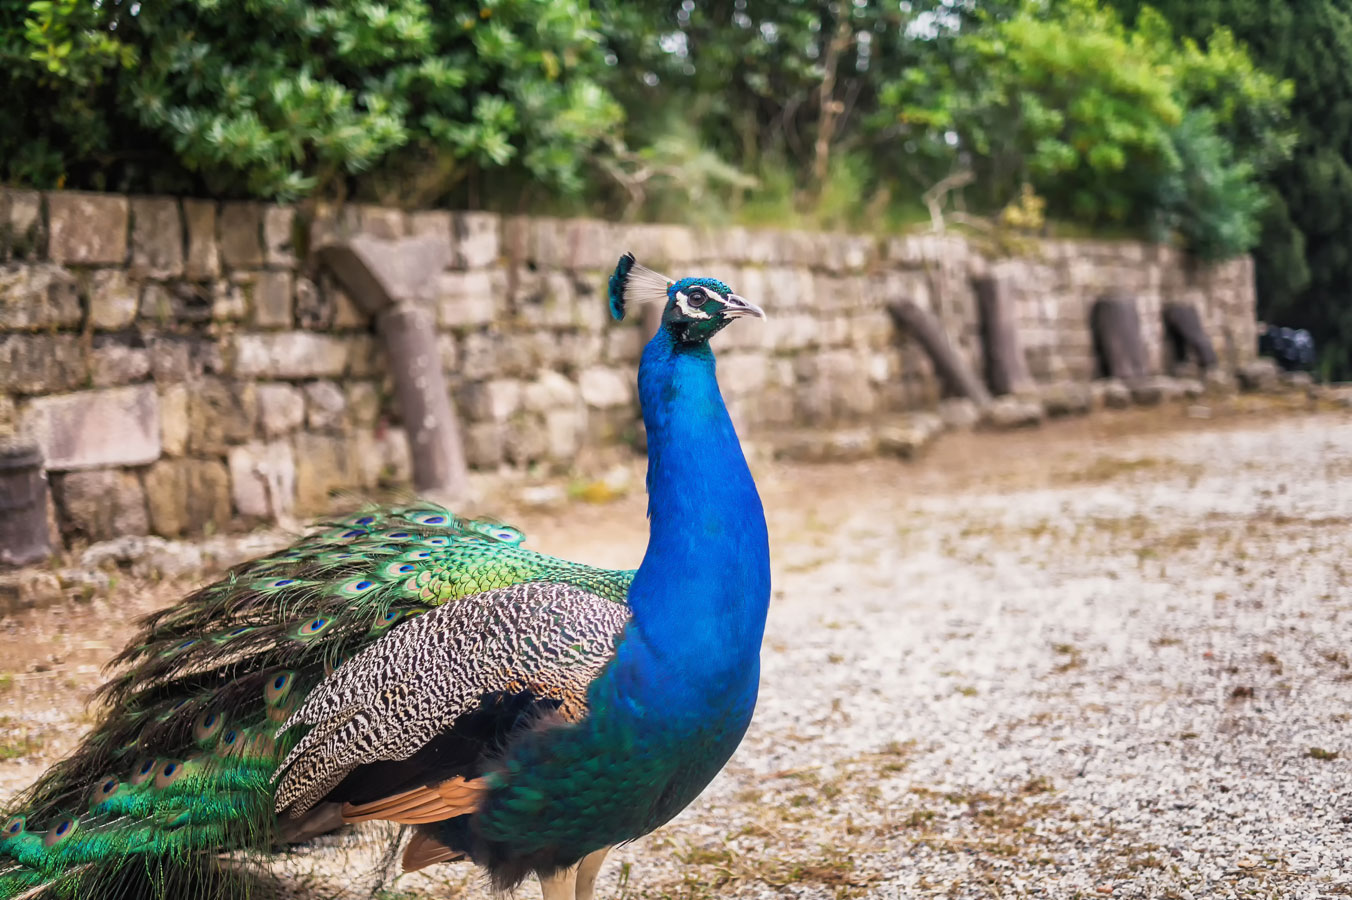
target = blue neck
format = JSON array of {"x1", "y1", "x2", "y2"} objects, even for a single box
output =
[{"x1": 623, "y1": 330, "x2": 771, "y2": 691}]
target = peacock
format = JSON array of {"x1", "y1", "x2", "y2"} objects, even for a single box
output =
[{"x1": 0, "y1": 253, "x2": 770, "y2": 900}]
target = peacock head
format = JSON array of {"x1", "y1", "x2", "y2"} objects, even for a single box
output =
[{"x1": 607, "y1": 252, "x2": 764, "y2": 344}]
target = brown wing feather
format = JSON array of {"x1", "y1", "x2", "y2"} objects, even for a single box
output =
[
  {"x1": 402, "y1": 831, "x2": 466, "y2": 872},
  {"x1": 341, "y1": 776, "x2": 489, "y2": 825}
]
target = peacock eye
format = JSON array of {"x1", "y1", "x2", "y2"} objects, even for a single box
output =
[{"x1": 686, "y1": 288, "x2": 706, "y2": 304}]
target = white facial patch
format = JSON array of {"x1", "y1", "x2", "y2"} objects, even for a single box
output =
[{"x1": 674, "y1": 290, "x2": 713, "y2": 319}]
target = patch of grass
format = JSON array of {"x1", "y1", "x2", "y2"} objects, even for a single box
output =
[
  {"x1": 1307, "y1": 746, "x2": 1340, "y2": 761},
  {"x1": 1052, "y1": 643, "x2": 1086, "y2": 673},
  {"x1": 1059, "y1": 456, "x2": 1204, "y2": 486},
  {"x1": 0, "y1": 717, "x2": 43, "y2": 759}
]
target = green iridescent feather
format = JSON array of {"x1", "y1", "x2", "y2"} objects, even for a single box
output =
[{"x1": 0, "y1": 505, "x2": 634, "y2": 899}]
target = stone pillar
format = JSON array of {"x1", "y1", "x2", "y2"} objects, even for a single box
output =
[
  {"x1": 886, "y1": 299, "x2": 991, "y2": 405},
  {"x1": 973, "y1": 275, "x2": 1034, "y2": 396},
  {"x1": 319, "y1": 234, "x2": 469, "y2": 501},
  {"x1": 0, "y1": 440, "x2": 51, "y2": 567},
  {"x1": 1091, "y1": 291, "x2": 1150, "y2": 381}
]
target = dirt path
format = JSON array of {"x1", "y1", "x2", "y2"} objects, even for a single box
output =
[{"x1": 2, "y1": 405, "x2": 1350, "y2": 898}]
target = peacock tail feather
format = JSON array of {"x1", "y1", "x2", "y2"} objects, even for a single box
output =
[{"x1": 0, "y1": 505, "x2": 634, "y2": 899}]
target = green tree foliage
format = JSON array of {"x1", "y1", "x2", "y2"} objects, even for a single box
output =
[
  {"x1": 0, "y1": 0, "x2": 620, "y2": 201},
  {"x1": 0, "y1": 0, "x2": 1297, "y2": 278},
  {"x1": 880, "y1": 0, "x2": 1292, "y2": 258},
  {"x1": 1108, "y1": 0, "x2": 1352, "y2": 376},
  {"x1": 592, "y1": 0, "x2": 976, "y2": 226}
]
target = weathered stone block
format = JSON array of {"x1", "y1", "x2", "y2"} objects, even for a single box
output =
[
  {"x1": 293, "y1": 276, "x2": 329, "y2": 330},
  {"x1": 144, "y1": 458, "x2": 232, "y2": 537},
  {"x1": 233, "y1": 332, "x2": 349, "y2": 379},
  {"x1": 330, "y1": 279, "x2": 367, "y2": 329},
  {"x1": 982, "y1": 397, "x2": 1044, "y2": 429},
  {"x1": 522, "y1": 370, "x2": 580, "y2": 413},
  {"x1": 293, "y1": 432, "x2": 359, "y2": 512},
  {"x1": 553, "y1": 333, "x2": 604, "y2": 373},
  {"x1": 86, "y1": 269, "x2": 139, "y2": 329},
  {"x1": 292, "y1": 274, "x2": 358, "y2": 331},
  {"x1": 515, "y1": 271, "x2": 580, "y2": 328},
  {"x1": 435, "y1": 333, "x2": 460, "y2": 373},
  {"x1": 304, "y1": 380, "x2": 347, "y2": 431},
  {"x1": 464, "y1": 422, "x2": 505, "y2": 468},
  {"x1": 346, "y1": 335, "x2": 382, "y2": 378},
  {"x1": 90, "y1": 335, "x2": 152, "y2": 387},
  {"x1": 437, "y1": 270, "x2": 501, "y2": 327},
  {"x1": 307, "y1": 203, "x2": 362, "y2": 253},
  {"x1": 938, "y1": 398, "x2": 982, "y2": 430},
  {"x1": 794, "y1": 350, "x2": 875, "y2": 422},
  {"x1": 264, "y1": 205, "x2": 297, "y2": 267},
  {"x1": 578, "y1": 366, "x2": 632, "y2": 408},
  {"x1": 358, "y1": 205, "x2": 408, "y2": 240},
  {"x1": 130, "y1": 196, "x2": 184, "y2": 278},
  {"x1": 504, "y1": 415, "x2": 549, "y2": 466},
  {"x1": 187, "y1": 379, "x2": 258, "y2": 455},
  {"x1": 52, "y1": 469, "x2": 149, "y2": 542},
  {"x1": 877, "y1": 414, "x2": 943, "y2": 459},
  {"x1": 229, "y1": 440, "x2": 296, "y2": 518},
  {"x1": 561, "y1": 218, "x2": 614, "y2": 271},
  {"x1": 1091, "y1": 378, "x2": 1132, "y2": 410},
  {"x1": 258, "y1": 383, "x2": 306, "y2": 436},
  {"x1": 346, "y1": 381, "x2": 382, "y2": 427},
  {"x1": 160, "y1": 384, "x2": 189, "y2": 456},
  {"x1": 461, "y1": 379, "x2": 522, "y2": 422},
  {"x1": 212, "y1": 280, "x2": 247, "y2": 321},
  {"x1": 0, "y1": 334, "x2": 87, "y2": 393},
  {"x1": 1236, "y1": 358, "x2": 1280, "y2": 393},
  {"x1": 183, "y1": 199, "x2": 220, "y2": 279},
  {"x1": 1, "y1": 188, "x2": 44, "y2": 259},
  {"x1": 409, "y1": 210, "x2": 452, "y2": 243},
  {"x1": 604, "y1": 325, "x2": 644, "y2": 364},
  {"x1": 47, "y1": 191, "x2": 128, "y2": 264},
  {"x1": 139, "y1": 282, "x2": 214, "y2": 324},
  {"x1": 716, "y1": 353, "x2": 769, "y2": 397},
  {"x1": 773, "y1": 428, "x2": 876, "y2": 463},
  {"x1": 218, "y1": 202, "x2": 264, "y2": 268},
  {"x1": 1128, "y1": 377, "x2": 1172, "y2": 407},
  {"x1": 453, "y1": 212, "x2": 501, "y2": 268},
  {"x1": 23, "y1": 385, "x2": 160, "y2": 470},
  {"x1": 459, "y1": 331, "x2": 502, "y2": 379},
  {"x1": 0, "y1": 263, "x2": 81, "y2": 329},
  {"x1": 148, "y1": 336, "x2": 223, "y2": 382},
  {"x1": 1039, "y1": 381, "x2": 1093, "y2": 417},
  {"x1": 354, "y1": 427, "x2": 411, "y2": 488},
  {"x1": 544, "y1": 407, "x2": 585, "y2": 461},
  {"x1": 249, "y1": 270, "x2": 293, "y2": 328}
]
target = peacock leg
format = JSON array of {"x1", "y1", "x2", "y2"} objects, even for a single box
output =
[
  {"x1": 574, "y1": 846, "x2": 612, "y2": 900},
  {"x1": 539, "y1": 864, "x2": 578, "y2": 900}
]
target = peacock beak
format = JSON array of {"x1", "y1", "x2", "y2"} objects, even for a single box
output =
[{"x1": 723, "y1": 294, "x2": 766, "y2": 320}]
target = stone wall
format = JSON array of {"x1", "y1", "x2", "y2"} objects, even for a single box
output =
[{"x1": 0, "y1": 188, "x2": 1257, "y2": 545}]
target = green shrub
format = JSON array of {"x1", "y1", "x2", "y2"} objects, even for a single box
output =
[
  {"x1": 878, "y1": 0, "x2": 1292, "y2": 258},
  {"x1": 0, "y1": 0, "x2": 620, "y2": 201}
]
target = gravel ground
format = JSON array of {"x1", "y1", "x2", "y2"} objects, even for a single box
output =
[{"x1": 2, "y1": 405, "x2": 1349, "y2": 899}]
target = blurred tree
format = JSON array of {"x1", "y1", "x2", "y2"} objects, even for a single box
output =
[
  {"x1": 592, "y1": 0, "x2": 974, "y2": 226},
  {"x1": 0, "y1": 0, "x2": 621, "y2": 202},
  {"x1": 878, "y1": 0, "x2": 1292, "y2": 258},
  {"x1": 1108, "y1": 0, "x2": 1352, "y2": 377}
]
